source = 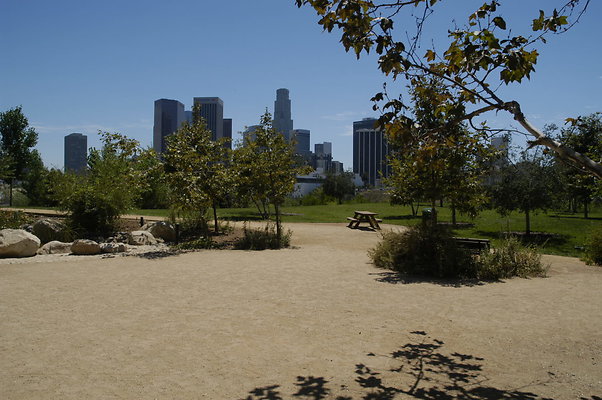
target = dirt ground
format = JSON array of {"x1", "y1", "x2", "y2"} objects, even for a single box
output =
[{"x1": 1, "y1": 222, "x2": 601, "y2": 399}]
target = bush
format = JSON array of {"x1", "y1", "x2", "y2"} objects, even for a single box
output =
[
  {"x1": 369, "y1": 224, "x2": 548, "y2": 280},
  {"x1": 64, "y1": 188, "x2": 120, "y2": 237},
  {"x1": 583, "y1": 225, "x2": 602, "y2": 266},
  {"x1": 0, "y1": 210, "x2": 33, "y2": 229},
  {"x1": 173, "y1": 236, "x2": 214, "y2": 250},
  {"x1": 235, "y1": 223, "x2": 291, "y2": 250},
  {"x1": 478, "y1": 237, "x2": 548, "y2": 279},
  {"x1": 369, "y1": 224, "x2": 478, "y2": 278}
]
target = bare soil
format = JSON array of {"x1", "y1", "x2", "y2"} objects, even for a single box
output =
[{"x1": 1, "y1": 222, "x2": 601, "y2": 399}]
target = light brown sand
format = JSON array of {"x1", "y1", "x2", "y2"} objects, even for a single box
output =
[{"x1": 1, "y1": 223, "x2": 601, "y2": 399}]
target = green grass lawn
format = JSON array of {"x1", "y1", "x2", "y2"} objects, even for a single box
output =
[{"x1": 216, "y1": 202, "x2": 602, "y2": 258}]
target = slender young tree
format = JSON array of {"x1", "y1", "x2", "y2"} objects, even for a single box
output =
[
  {"x1": 0, "y1": 106, "x2": 38, "y2": 206},
  {"x1": 386, "y1": 76, "x2": 492, "y2": 224},
  {"x1": 164, "y1": 107, "x2": 232, "y2": 234},
  {"x1": 233, "y1": 111, "x2": 309, "y2": 243}
]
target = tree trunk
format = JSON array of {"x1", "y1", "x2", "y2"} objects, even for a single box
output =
[
  {"x1": 9, "y1": 178, "x2": 13, "y2": 207},
  {"x1": 525, "y1": 207, "x2": 531, "y2": 236},
  {"x1": 410, "y1": 203, "x2": 416, "y2": 216},
  {"x1": 584, "y1": 199, "x2": 589, "y2": 219},
  {"x1": 212, "y1": 201, "x2": 219, "y2": 234},
  {"x1": 439, "y1": 199, "x2": 443, "y2": 207},
  {"x1": 451, "y1": 205, "x2": 457, "y2": 226},
  {"x1": 274, "y1": 203, "x2": 282, "y2": 246}
]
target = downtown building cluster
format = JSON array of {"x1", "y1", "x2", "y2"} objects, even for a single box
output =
[{"x1": 62, "y1": 88, "x2": 401, "y2": 188}]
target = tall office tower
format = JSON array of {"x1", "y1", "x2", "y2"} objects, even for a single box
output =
[
  {"x1": 64, "y1": 133, "x2": 88, "y2": 173},
  {"x1": 273, "y1": 88, "x2": 293, "y2": 141},
  {"x1": 243, "y1": 125, "x2": 261, "y2": 143},
  {"x1": 153, "y1": 99, "x2": 185, "y2": 154},
  {"x1": 223, "y1": 118, "x2": 232, "y2": 149},
  {"x1": 331, "y1": 161, "x2": 344, "y2": 174},
  {"x1": 291, "y1": 129, "x2": 310, "y2": 156},
  {"x1": 193, "y1": 97, "x2": 224, "y2": 141},
  {"x1": 353, "y1": 118, "x2": 390, "y2": 187},
  {"x1": 184, "y1": 110, "x2": 193, "y2": 124},
  {"x1": 314, "y1": 141, "x2": 333, "y2": 171}
]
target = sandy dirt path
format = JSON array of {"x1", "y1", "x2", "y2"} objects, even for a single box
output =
[{"x1": 1, "y1": 223, "x2": 601, "y2": 399}]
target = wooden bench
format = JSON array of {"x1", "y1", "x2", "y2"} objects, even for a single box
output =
[{"x1": 453, "y1": 237, "x2": 490, "y2": 253}]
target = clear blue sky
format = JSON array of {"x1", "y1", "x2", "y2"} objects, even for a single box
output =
[{"x1": 1, "y1": 0, "x2": 601, "y2": 170}]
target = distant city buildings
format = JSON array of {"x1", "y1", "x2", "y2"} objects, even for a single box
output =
[
  {"x1": 153, "y1": 99, "x2": 185, "y2": 154},
  {"x1": 64, "y1": 133, "x2": 88, "y2": 173},
  {"x1": 313, "y1": 142, "x2": 333, "y2": 172},
  {"x1": 291, "y1": 129, "x2": 311, "y2": 158},
  {"x1": 273, "y1": 88, "x2": 293, "y2": 141},
  {"x1": 353, "y1": 118, "x2": 390, "y2": 187}
]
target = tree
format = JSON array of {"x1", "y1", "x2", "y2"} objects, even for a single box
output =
[
  {"x1": 322, "y1": 171, "x2": 355, "y2": 204},
  {"x1": 552, "y1": 113, "x2": 602, "y2": 218},
  {"x1": 0, "y1": 106, "x2": 38, "y2": 206},
  {"x1": 489, "y1": 151, "x2": 560, "y2": 235},
  {"x1": 164, "y1": 110, "x2": 232, "y2": 234},
  {"x1": 386, "y1": 76, "x2": 492, "y2": 224},
  {"x1": 54, "y1": 132, "x2": 146, "y2": 236},
  {"x1": 295, "y1": 0, "x2": 602, "y2": 178},
  {"x1": 233, "y1": 111, "x2": 309, "y2": 242}
]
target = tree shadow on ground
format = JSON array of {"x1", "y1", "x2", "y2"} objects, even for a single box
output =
[
  {"x1": 239, "y1": 331, "x2": 568, "y2": 400},
  {"x1": 549, "y1": 213, "x2": 602, "y2": 221},
  {"x1": 222, "y1": 215, "x2": 266, "y2": 222},
  {"x1": 369, "y1": 271, "x2": 486, "y2": 287}
]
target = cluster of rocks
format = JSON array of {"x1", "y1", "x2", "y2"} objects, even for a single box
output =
[{"x1": 0, "y1": 219, "x2": 177, "y2": 259}]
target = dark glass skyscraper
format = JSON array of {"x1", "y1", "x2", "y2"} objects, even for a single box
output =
[
  {"x1": 273, "y1": 88, "x2": 293, "y2": 141},
  {"x1": 193, "y1": 97, "x2": 224, "y2": 141},
  {"x1": 64, "y1": 133, "x2": 87, "y2": 173},
  {"x1": 223, "y1": 118, "x2": 232, "y2": 149},
  {"x1": 291, "y1": 129, "x2": 310, "y2": 157},
  {"x1": 353, "y1": 118, "x2": 390, "y2": 186},
  {"x1": 153, "y1": 99, "x2": 185, "y2": 154}
]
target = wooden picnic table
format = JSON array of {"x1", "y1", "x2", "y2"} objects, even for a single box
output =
[{"x1": 347, "y1": 210, "x2": 382, "y2": 230}]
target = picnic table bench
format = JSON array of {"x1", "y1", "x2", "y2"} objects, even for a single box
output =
[
  {"x1": 453, "y1": 237, "x2": 491, "y2": 253},
  {"x1": 347, "y1": 211, "x2": 381, "y2": 230}
]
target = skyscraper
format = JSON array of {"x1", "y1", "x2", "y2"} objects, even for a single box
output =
[
  {"x1": 64, "y1": 133, "x2": 87, "y2": 173},
  {"x1": 153, "y1": 99, "x2": 185, "y2": 154},
  {"x1": 291, "y1": 129, "x2": 310, "y2": 157},
  {"x1": 314, "y1": 142, "x2": 333, "y2": 172},
  {"x1": 193, "y1": 97, "x2": 224, "y2": 141},
  {"x1": 223, "y1": 118, "x2": 232, "y2": 149},
  {"x1": 353, "y1": 118, "x2": 390, "y2": 186},
  {"x1": 273, "y1": 88, "x2": 293, "y2": 141}
]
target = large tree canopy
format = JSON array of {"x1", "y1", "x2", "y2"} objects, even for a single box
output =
[{"x1": 295, "y1": 0, "x2": 601, "y2": 177}]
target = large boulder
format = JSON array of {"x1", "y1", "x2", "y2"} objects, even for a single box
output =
[
  {"x1": 128, "y1": 231, "x2": 158, "y2": 246},
  {"x1": 37, "y1": 241, "x2": 72, "y2": 255},
  {"x1": 144, "y1": 221, "x2": 176, "y2": 242},
  {"x1": 32, "y1": 219, "x2": 69, "y2": 244},
  {"x1": 100, "y1": 242, "x2": 127, "y2": 254},
  {"x1": 71, "y1": 239, "x2": 101, "y2": 255},
  {"x1": 0, "y1": 229, "x2": 41, "y2": 258}
]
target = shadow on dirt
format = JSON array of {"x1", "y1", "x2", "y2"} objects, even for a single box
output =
[{"x1": 239, "y1": 331, "x2": 568, "y2": 400}]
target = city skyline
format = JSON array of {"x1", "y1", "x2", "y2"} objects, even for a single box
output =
[{"x1": 2, "y1": 1, "x2": 601, "y2": 170}]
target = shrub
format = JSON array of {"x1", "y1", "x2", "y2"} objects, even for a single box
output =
[
  {"x1": 235, "y1": 223, "x2": 291, "y2": 250},
  {"x1": 583, "y1": 225, "x2": 602, "y2": 266},
  {"x1": 0, "y1": 210, "x2": 33, "y2": 229},
  {"x1": 369, "y1": 225, "x2": 548, "y2": 280},
  {"x1": 64, "y1": 188, "x2": 120, "y2": 237},
  {"x1": 478, "y1": 237, "x2": 548, "y2": 279},
  {"x1": 369, "y1": 224, "x2": 478, "y2": 278},
  {"x1": 173, "y1": 236, "x2": 214, "y2": 250}
]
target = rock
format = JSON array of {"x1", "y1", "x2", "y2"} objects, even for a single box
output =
[
  {"x1": 71, "y1": 239, "x2": 101, "y2": 255},
  {"x1": 37, "y1": 241, "x2": 72, "y2": 255},
  {"x1": 0, "y1": 229, "x2": 41, "y2": 258},
  {"x1": 144, "y1": 221, "x2": 176, "y2": 242},
  {"x1": 128, "y1": 230, "x2": 158, "y2": 246},
  {"x1": 100, "y1": 242, "x2": 127, "y2": 253},
  {"x1": 32, "y1": 219, "x2": 69, "y2": 243}
]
